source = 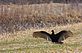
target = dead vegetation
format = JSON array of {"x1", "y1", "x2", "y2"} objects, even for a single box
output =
[{"x1": 0, "y1": 3, "x2": 82, "y2": 33}]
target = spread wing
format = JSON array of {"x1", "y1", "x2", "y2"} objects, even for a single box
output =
[{"x1": 33, "y1": 31, "x2": 52, "y2": 41}]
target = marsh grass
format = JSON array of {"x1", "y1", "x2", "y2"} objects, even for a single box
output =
[{"x1": 0, "y1": 3, "x2": 82, "y2": 33}]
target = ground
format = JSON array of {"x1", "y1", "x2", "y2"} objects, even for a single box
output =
[{"x1": 0, "y1": 23, "x2": 82, "y2": 53}]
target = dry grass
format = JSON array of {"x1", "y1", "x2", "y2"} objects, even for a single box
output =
[
  {"x1": 0, "y1": 3, "x2": 82, "y2": 53},
  {"x1": 0, "y1": 23, "x2": 82, "y2": 53},
  {"x1": 0, "y1": 3, "x2": 82, "y2": 33}
]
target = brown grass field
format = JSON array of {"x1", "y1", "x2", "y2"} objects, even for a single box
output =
[
  {"x1": 0, "y1": 23, "x2": 82, "y2": 53},
  {"x1": 0, "y1": 3, "x2": 82, "y2": 53}
]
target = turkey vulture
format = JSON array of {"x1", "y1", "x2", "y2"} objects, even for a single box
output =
[{"x1": 33, "y1": 30, "x2": 73, "y2": 44}]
